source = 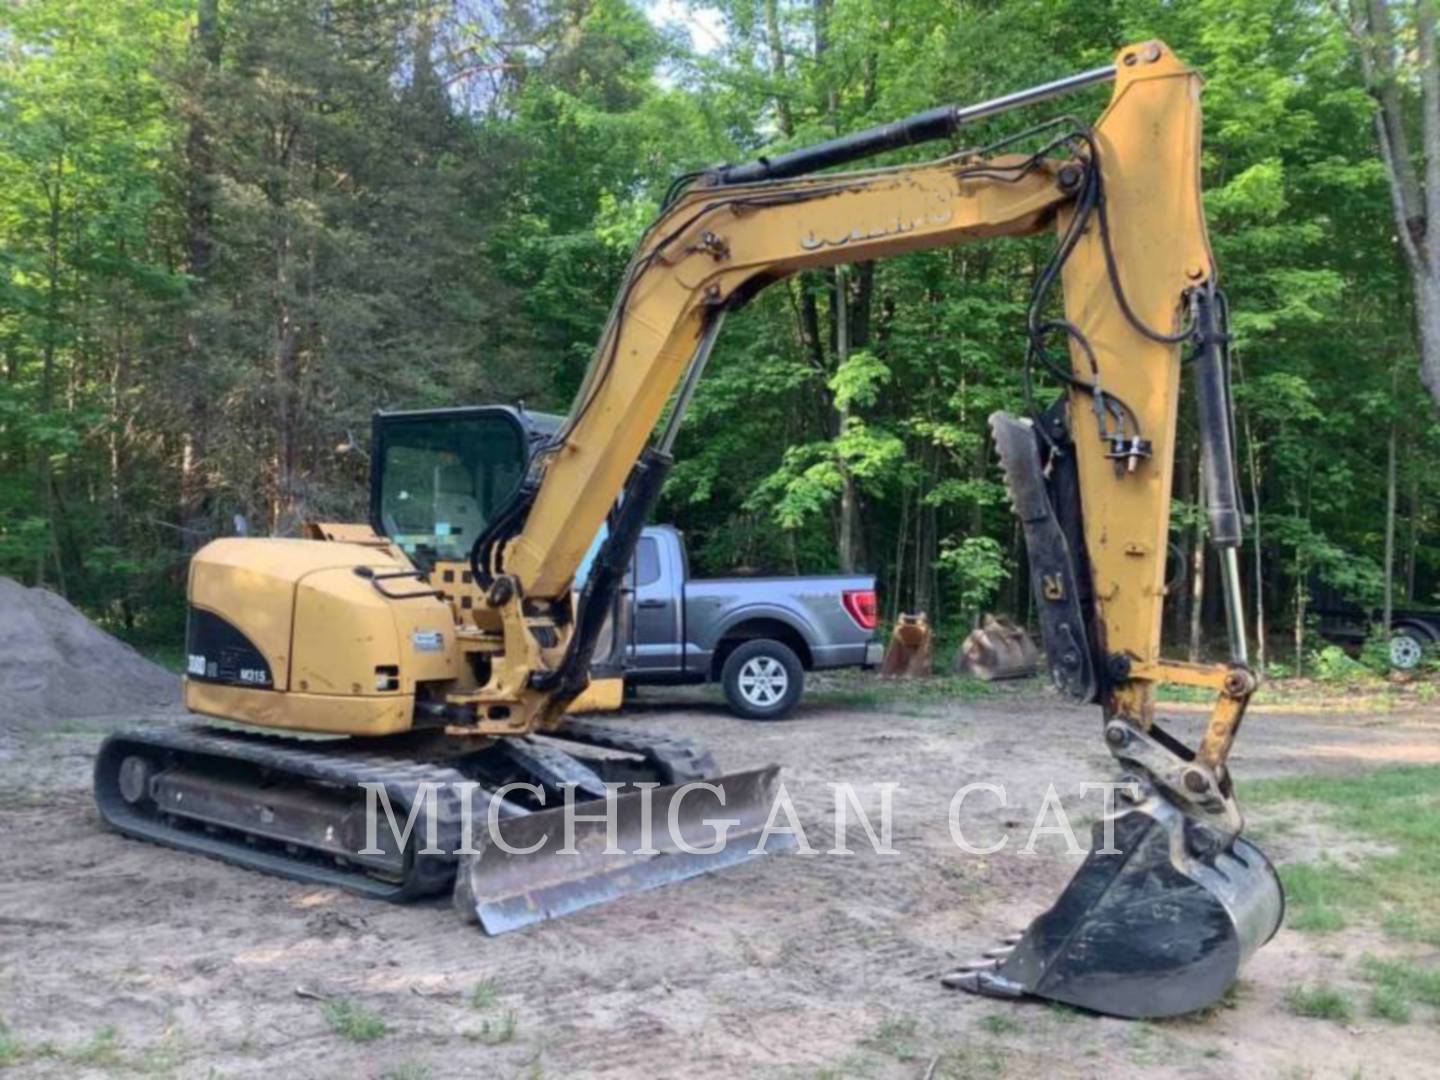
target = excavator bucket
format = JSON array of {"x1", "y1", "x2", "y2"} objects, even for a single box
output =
[
  {"x1": 454, "y1": 766, "x2": 791, "y2": 934},
  {"x1": 947, "y1": 792, "x2": 1284, "y2": 1018},
  {"x1": 954, "y1": 615, "x2": 1040, "y2": 681},
  {"x1": 880, "y1": 612, "x2": 934, "y2": 678}
]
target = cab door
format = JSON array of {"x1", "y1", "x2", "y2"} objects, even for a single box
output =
[{"x1": 626, "y1": 533, "x2": 683, "y2": 675}]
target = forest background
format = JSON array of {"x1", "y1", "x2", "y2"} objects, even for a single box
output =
[{"x1": 3, "y1": 0, "x2": 1437, "y2": 673}]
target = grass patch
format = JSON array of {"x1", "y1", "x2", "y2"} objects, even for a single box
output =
[
  {"x1": 978, "y1": 1013, "x2": 1021, "y2": 1036},
  {"x1": 1284, "y1": 983, "x2": 1353, "y2": 1022},
  {"x1": 69, "y1": 1026, "x2": 125, "y2": 1068},
  {"x1": 1246, "y1": 765, "x2": 1440, "y2": 942},
  {"x1": 934, "y1": 1044, "x2": 1011, "y2": 1078},
  {"x1": 467, "y1": 1010, "x2": 517, "y2": 1046},
  {"x1": 1369, "y1": 984, "x2": 1412, "y2": 1024},
  {"x1": 469, "y1": 977, "x2": 501, "y2": 1010},
  {"x1": 381, "y1": 1066, "x2": 432, "y2": 1080},
  {"x1": 860, "y1": 1016, "x2": 922, "y2": 1062},
  {"x1": 323, "y1": 999, "x2": 387, "y2": 1043},
  {"x1": 1045, "y1": 1001, "x2": 1081, "y2": 1024},
  {"x1": 1358, "y1": 955, "x2": 1440, "y2": 1017},
  {"x1": 0, "y1": 1021, "x2": 21, "y2": 1067}
]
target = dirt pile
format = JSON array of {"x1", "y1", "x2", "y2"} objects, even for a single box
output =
[{"x1": 0, "y1": 577, "x2": 178, "y2": 724}]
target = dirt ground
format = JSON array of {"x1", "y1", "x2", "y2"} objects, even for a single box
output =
[{"x1": 1, "y1": 684, "x2": 1437, "y2": 1079}]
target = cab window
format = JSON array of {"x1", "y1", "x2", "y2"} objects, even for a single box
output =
[
  {"x1": 633, "y1": 536, "x2": 662, "y2": 587},
  {"x1": 377, "y1": 414, "x2": 527, "y2": 562}
]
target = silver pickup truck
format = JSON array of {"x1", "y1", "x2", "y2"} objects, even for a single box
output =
[{"x1": 622, "y1": 525, "x2": 882, "y2": 719}]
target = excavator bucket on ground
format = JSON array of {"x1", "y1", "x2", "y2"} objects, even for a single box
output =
[
  {"x1": 946, "y1": 790, "x2": 1284, "y2": 1018},
  {"x1": 954, "y1": 615, "x2": 1040, "y2": 681},
  {"x1": 455, "y1": 765, "x2": 790, "y2": 934},
  {"x1": 879, "y1": 613, "x2": 934, "y2": 678}
]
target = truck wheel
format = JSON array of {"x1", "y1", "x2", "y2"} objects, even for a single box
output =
[
  {"x1": 722, "y1": 639, "x2": 804, "y2": 720},
  {"x1": 1390, "y1": 627, "x2": 1431, "y2": 671}
]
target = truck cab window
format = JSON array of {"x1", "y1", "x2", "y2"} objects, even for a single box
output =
[{"x1": 633, "y1": 536, "x2": 661, "y2": 587}]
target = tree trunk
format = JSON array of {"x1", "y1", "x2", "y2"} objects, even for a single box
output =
[
  {"x1": 272, "y1": 222, "x2": 301, "y2": 534},
  {"x1": 1349, "y1": 0, "x2": 1440, "y2": 409},
  {"x1": 179, "y1": 0, "x2": 221, "y2": 550},
  {"x1": 1383, "y1": 357, "x2": 1399, "y2": 632},
  {"x1": 762, "y1": 0, "x2": 792, "y2": 136},
  {"x1": 834, "y1": 266, "x2": 861, "y2": 573},
  {"x1": 1294, "y1": 561, "x2": 1307, "y2": 677},
  {"x1": 1405, "y1": 471, "x2": 1419, "y2": 602},
  {"x1": 891, "y1": 480, "x2": 909, "y2": 624}
]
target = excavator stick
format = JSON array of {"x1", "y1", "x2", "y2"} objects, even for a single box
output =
[
  {"x1": 946, "y1": 790, "x2": 1283, "y2": 1018},
  {"x1": 455, "y1": 765, "x2": 791, "y2": 934}
]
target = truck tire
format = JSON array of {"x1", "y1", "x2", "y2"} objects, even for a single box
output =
[
  {"x1": 721, "y1": 639, "x2": 804, "y2": 720},
  {"x1": 1390, "y1": 625, "x2": 1433, "y2": 671}
]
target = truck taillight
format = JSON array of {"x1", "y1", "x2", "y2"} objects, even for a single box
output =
[{"x1": 842, "y1": 589, "x2": 878, "y2": 630}]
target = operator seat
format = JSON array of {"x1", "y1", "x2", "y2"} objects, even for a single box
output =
[{"x1": 433, "y1": 463, "x2": 486, "y2": 552}]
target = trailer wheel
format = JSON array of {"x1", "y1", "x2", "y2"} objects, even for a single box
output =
[
  {"x1": 722, "y1": 639, "x2": 804, "y2": 720},
  {"x1": 1389, "y1": 626, "x2": 1431, "y2": 671}
]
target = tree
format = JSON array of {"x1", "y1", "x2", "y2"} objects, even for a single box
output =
[{"x1": 1334, "y1": 0, "x2": 1440, "y2": 410}]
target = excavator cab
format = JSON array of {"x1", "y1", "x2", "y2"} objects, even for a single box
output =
[{"x1": 367, "y1": 404, "x2": 630, "y2": 693}]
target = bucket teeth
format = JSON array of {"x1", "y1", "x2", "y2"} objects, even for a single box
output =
[
  {"x1": 947, "y1": 957, "x2": 1000, "y2": 975},
  {"x1": 941, "y1": 968, "x2": 1026, "y2": 998}
]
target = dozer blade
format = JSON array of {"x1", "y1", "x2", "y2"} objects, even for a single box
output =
[
  {"x1": 454, "y1": 766, "x2": 792, "y2": 934},
  {"x1": 947, "y1": 793, "x2": 1283, "y2": 1019}
]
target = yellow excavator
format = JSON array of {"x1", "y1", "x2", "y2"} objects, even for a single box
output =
[{"x1": 95, "y1": 41, "x2": 1282, "y2": 1019}]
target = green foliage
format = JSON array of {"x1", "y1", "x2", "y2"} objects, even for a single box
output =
[
  {"x1": 1309, "y1": 644, "x2": 1375, "y2": 684},
  {"x1": 1359, "y1": 956, "x2": 1440, "y2": 1009},
  {"x1": 0, "y1": 1020, "x2": 21, "y2": 1066},
  {"x1": 469, "y1": 978, "x2": 501, "y2": 1010},
  {"x1": 0, "y1": 0, "x2": 1437, "y2": 651},
  {"x1": 938, "y1": 535, "x2": 1009, "y2": 625},
  {"x1": 1248, "y1": 766, "x2": 1440, "y2": 944},
  {"x1": 467, "y1": 1010, "x2": 518, "y2": 1046},
  {"x1": 1284, "y1": 983, "x2": 1353, "y2": 1022},
  {"x1": 322, "y1": 999, "x2": 387, "y2": 1043}
]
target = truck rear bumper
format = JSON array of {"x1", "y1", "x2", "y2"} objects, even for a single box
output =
[{"x1": 810, "y1": 641, "x2": 883, "y2": 670}]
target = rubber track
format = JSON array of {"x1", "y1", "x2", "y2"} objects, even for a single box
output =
[
  {"x1": 551, "y1": 719, "x2": 718, "y2": 783},
  {"x1": 94, "y1": 724, "x2": 483, "y2": 901}
]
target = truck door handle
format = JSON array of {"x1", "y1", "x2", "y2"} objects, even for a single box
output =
[{"x1": 637, "y1": 599, "x2": 666, "y2": 609}]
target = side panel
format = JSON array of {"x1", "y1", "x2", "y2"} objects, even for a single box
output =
[
  {"x1": 290, "y1": 567, "x2": 457, "y2": 696},
  {"x1": 184, "y1": 681, "x2": 413, "y2": 735}
]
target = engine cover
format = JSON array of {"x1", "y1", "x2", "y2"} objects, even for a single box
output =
[{"x1": 183, "y1": 538, "x2": 457, "y2": 735}]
